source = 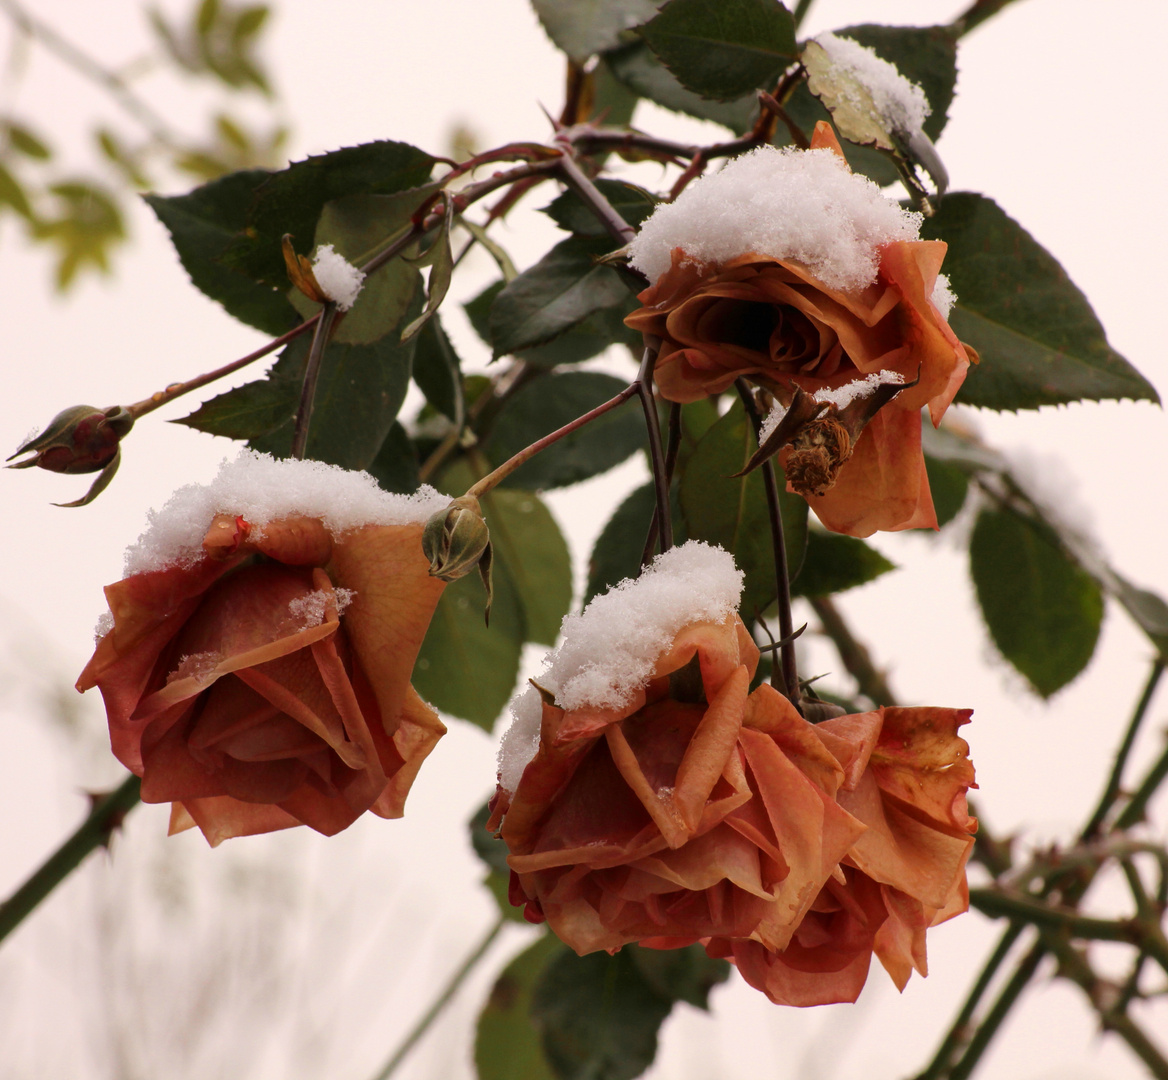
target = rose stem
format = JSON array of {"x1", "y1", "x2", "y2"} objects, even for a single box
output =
[
  {"x1": 554, "y1": 149, "x2": 638, "y2": 247},
  {"x1": 289, "y1": 300, "x2": 338, "y2": 461},
  {"x1": 366, "y1": 914, "x2": 506, "y2": 1080},
  {"x1": 791, "y1": 0, "x2": 815, "y2": 30},
  {"x1": 638, "y1": 338, "x2": 673, "y2": 554},
  {"x1": 640, "y1": 402, "x2": 682, "y2": 567},
  {"x1": 465, "y1": 382, "x2": 640, "y2": 498},
  {"x1": 125, "y1": 314, "x2": 322, "y2": 421},
  {"x1": 0, "y1": 773, "x2": 141, "y2": 946},
  {"x1": 916, "y1": 662, "x2": 1168, "y2": 1080},
  {"x1": 735, "y1": 380, "x2": 798, "y2": 708},
  {"x1": 808, "y1": 594, "x2": 899, "y2": 706}
]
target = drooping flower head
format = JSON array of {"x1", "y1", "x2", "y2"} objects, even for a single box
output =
[
  {"x1": 77, "y1": 452, "x2": 450, "y2": 846},
  {"x1": 625, "y1": 124, "x2": 976, "y2": 537}
]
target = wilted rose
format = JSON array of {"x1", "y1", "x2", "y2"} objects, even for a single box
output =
[
  {"x1": 490, "y1": 616, "x2": 870, "y2": 957},
  {"x1": 624, "y1": 124, "x2": 976, "y2": 537},
  {"x1": 699, "y1": 705, "x2": 976, "y2": 1005},
  {"x1": 77, "y1": 511, "x2": 447, "y2": 846}
]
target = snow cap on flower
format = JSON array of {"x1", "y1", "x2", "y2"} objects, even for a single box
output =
[
  {"x1": 813, "y1": 32, "x2": 931, "y2": 138},
  {"x1": 311, "y1": 243, "x2": 366, "y2": 310},
  {"x1": 497, "y1": 541, "x2": 743, "y2": 793},
  {"x1": 124, "y1": 450, "x2": 447, "y2": 574},
  {"x1": 627, "y1": 144, "x2": 922, "y2": 292}
]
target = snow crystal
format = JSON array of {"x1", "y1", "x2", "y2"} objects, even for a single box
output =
[
  {"x1": 312, "y1": 244, "x2": 365, "y2": 311},
  {"x1": 288, "y1": 586, "x2": 355, "y2": 627},
  {"x1": 812, "y1": 369, "x2": 906, "y2": 409},
  {"x1": 497, "y1": 542, "x2": 744, "y2": 793},
  {"x1": 123, "y1": 450, "x2": 448, "y2": 575},
  {"x1": 628, "y1": 145, "x2": 921, "y2": 292},
  {"x1": 93, "y1": 610, "x2": 114, "y2": 642},
  {"x1": 814, "y1": 32, "x2": 930, "y2": 138},
  {"x1": 931, "y1": 272, "x2": 957, "y2": 320},
  {"x1": 758, "y1": 401, "x2": 791, "y2": 446}
]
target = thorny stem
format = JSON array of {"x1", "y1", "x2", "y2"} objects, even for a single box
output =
[
  {"x1": 465, "y1": 381, "x2": 640, "y2": 499},
  {"x1": 367, "y1": 914, "x2": 507, "y2": 1080},
  {"x1": 0, "y1": 0, "x2": 183, "y2": 149},
  {"x1": 736, "y1": 380, "x2": 798, "y2": 708},
  {"x1": 1116, "y1": 719, "x2": 1168, "y2": 832},
  {"x1": 808, "y1": 594, "x2": 899, "y2": 706},
  {"x1": 125, "y1": 315, "x2": 321, "y2": 421},
  {"x1": 290, "y1": 301, "x2": 338, "y2": 461},
  {"x1": 555, "y1": 149, "x2": 637, "y2": 248},
  {"x1": 0, "y1": 773, "x2": 141, "y2": 946},
  {"x1": 638, "y1": 340, "x2": 673, "y2": 555},
  {"x1": 1082, "y1": 660, "x2": 1165, "y2": 840},
  {"x1": 640, "y1": 404, "x2": 683, "y2": 567}
]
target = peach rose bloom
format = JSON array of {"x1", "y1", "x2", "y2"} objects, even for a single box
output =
[
  {"x1": 625, "y1": 125, "x2": 976, "y2": 537},
  {"x1": 77, "y1": 512, "x2": 446, "y2": 846},
  {"x1": 695, "y1": 705, "x2": 976, "y2": 1006},
  {"x1": 490, "y1": 616, "x2": 871, "y2": 957}
]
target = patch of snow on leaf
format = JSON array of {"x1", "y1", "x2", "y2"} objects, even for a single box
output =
[
  {"x1": 124, "y1": 450, "x2": 447, "y2": 575},
  {"x1": 311, "y1": 244, "x2": 365, "y2": 310},
  {"x1": 815, "y1": 32, "x2": 931, "y2": 137},
  {"x1": 497, "y1": 542, "x2": 744, "y2": 793},
  {"x1": 628, "y1": 145, "x2": 921, "y2": 291}
]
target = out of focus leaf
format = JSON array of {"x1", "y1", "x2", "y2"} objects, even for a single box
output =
[
  {"x1": 34, "y1": 181, "x2": 126, "y2": 289},
  {"x1": 637, "y1": 0, "x2": 796, "y2": 102},
  {"x1": 221, "y1": 140, "x2": 435, "y2": 285},
  {"x1": 489, "y1": 237, "x2": 632, "y2": 357},
  {"x1": 5, "y1": 121, "x2": 51, "y2": 159},
  {"x1": 475, "y1": 934, "x2": 563, "y2": 1080},
  {"x1": 145, "y1": 169, "x2": 299, "y2": 335},
  {"x1": 679, "y1": 400, "x2": 807, "y2": 619},
  {"x1": 468, "y1": 803, "x2": 528, "y2": 924},
  {"x1": 628, "y1": 944, "x2": 729, "y2": 1009},
  {"x1": 485, "y1": 372, "x2": 643, "y2": 490},
  {"x1": 969, "y1": 508, "x2": 1103, "y2": 697},
  {"x1": 790, "y1": 530, "x2": 895, "y2": 597},
  {"x1": 922, "y1": 193, "x2": 1159, "y2": 409},
  {"x1": 602, "y1": 44, "x2": 756, "y2": 134},
  {"x1": 531, "y1": 0, "x2": 661, "y2": 62},
  {"x1": 0, "y1": 162, "x2": 33, "y2": 218},
  {"x1": 923, "y1": 453, "x2": 970, "y2": 527},
  {"x1": 532, "y1": 948, "x2": 672, "y2": 1080}
]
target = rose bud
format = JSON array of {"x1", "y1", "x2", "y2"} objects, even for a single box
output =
[
  {"x1": 624, "y1": 122, "x2": 977, "y2": 537},
  {"x1": 422, "y1": 494, "x2": 493, "y2": 620},
  {"x1": 8, "y1": 404, "x2": 134, "y2": 507},
  {"x1": 76, "y1": 451, "x2": 451, "y2": 846}
]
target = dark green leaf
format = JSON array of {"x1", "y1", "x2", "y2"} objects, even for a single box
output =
[
  {"x1": 530, "y1": 0, "x2": 661, "y2": 62},
  {"x1": 485, "y1": 372, "x2": 643, "y2": 490},
  {"x1": 236, "y1": 316, "x2": 416, "y2": 469},
  {"x1": 969, "y1": 508, "x2": 1104, "y2": 697},
  {"x1": 585, "y1": 482, "x2": 689, "y2": 604},
  {"x1": 591, "y1": 57, "x2": 641, "y2": 129},
  {"x1": 177, "y1": 366, "x2": 296, "y2": 439},
  {"x1": 628, "y1": 944, "x2": 729, "y2": 1009},
  {"x1": 532, "y1": 948, "x2": 672, "y2": 1080},
  {"x1": 490, "y1": 237, "x2": 633, "y2": 357},
  {"x1": 413, "y1": 315, "x2": 463, "y2": 425},
  {"x1": 144, "y1": 169, "x2": 298, "y2": 335},
  {"x1": 543, "y1": 180, "x2": 658, "y2": 238},
  {"x1": 678, "y1": 400, "x2": 807, "y2": 619},
  {"x1": 468, "y1": 279, "x2": 640, "y2": 367},
  {"x1": 923, "y1": 453, "x2": 970, "y2": 527},
  {"x1": 221, "y1": 140, "x2": 435, "y2": 285},
  {"x1": 602, "y1": 44, "x2": 756, "y2": 133},
  {"x1": 298, "y1": 186, "x2": 436, "y2": 345},
  {"x1": 401, "y1": 205, "x2": 455, "y2": 341},
  {"x1": 366, "y1": 421, "x2": 420, "y2": 494},
  {"x1": 790, "y1": 529, "x2": 895, "y2": 597},
  {"x1": 638, "y1": 0, "x2": 796, "y2": 102},
  {"x1": 475, "y1": 934, "x2": 564, "y2": 1080},
  {"x1": 923, "y1": 193, "x2": 1159, "y2": 409}
]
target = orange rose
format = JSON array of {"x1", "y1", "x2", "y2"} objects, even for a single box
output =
[
  {"x1": 490, "y1": 617, "x2": 870, "y2": 957},
  {"x1": 77, "y1": 510, "x2": 446, "y2": 846},
  {"x1": 697, "y1": 705, "x2": 976, "y2": 1005},
  {"x1": 624, "y1": 125, "x2": 976, "y2": 537}
]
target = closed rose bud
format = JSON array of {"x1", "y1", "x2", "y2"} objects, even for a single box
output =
[
  {"x1": 8, "y1": 404, "x2": 133, "y2": 474},
  {"x1": 422, "y1": 495, "x2": 493, "y2": 620}
]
